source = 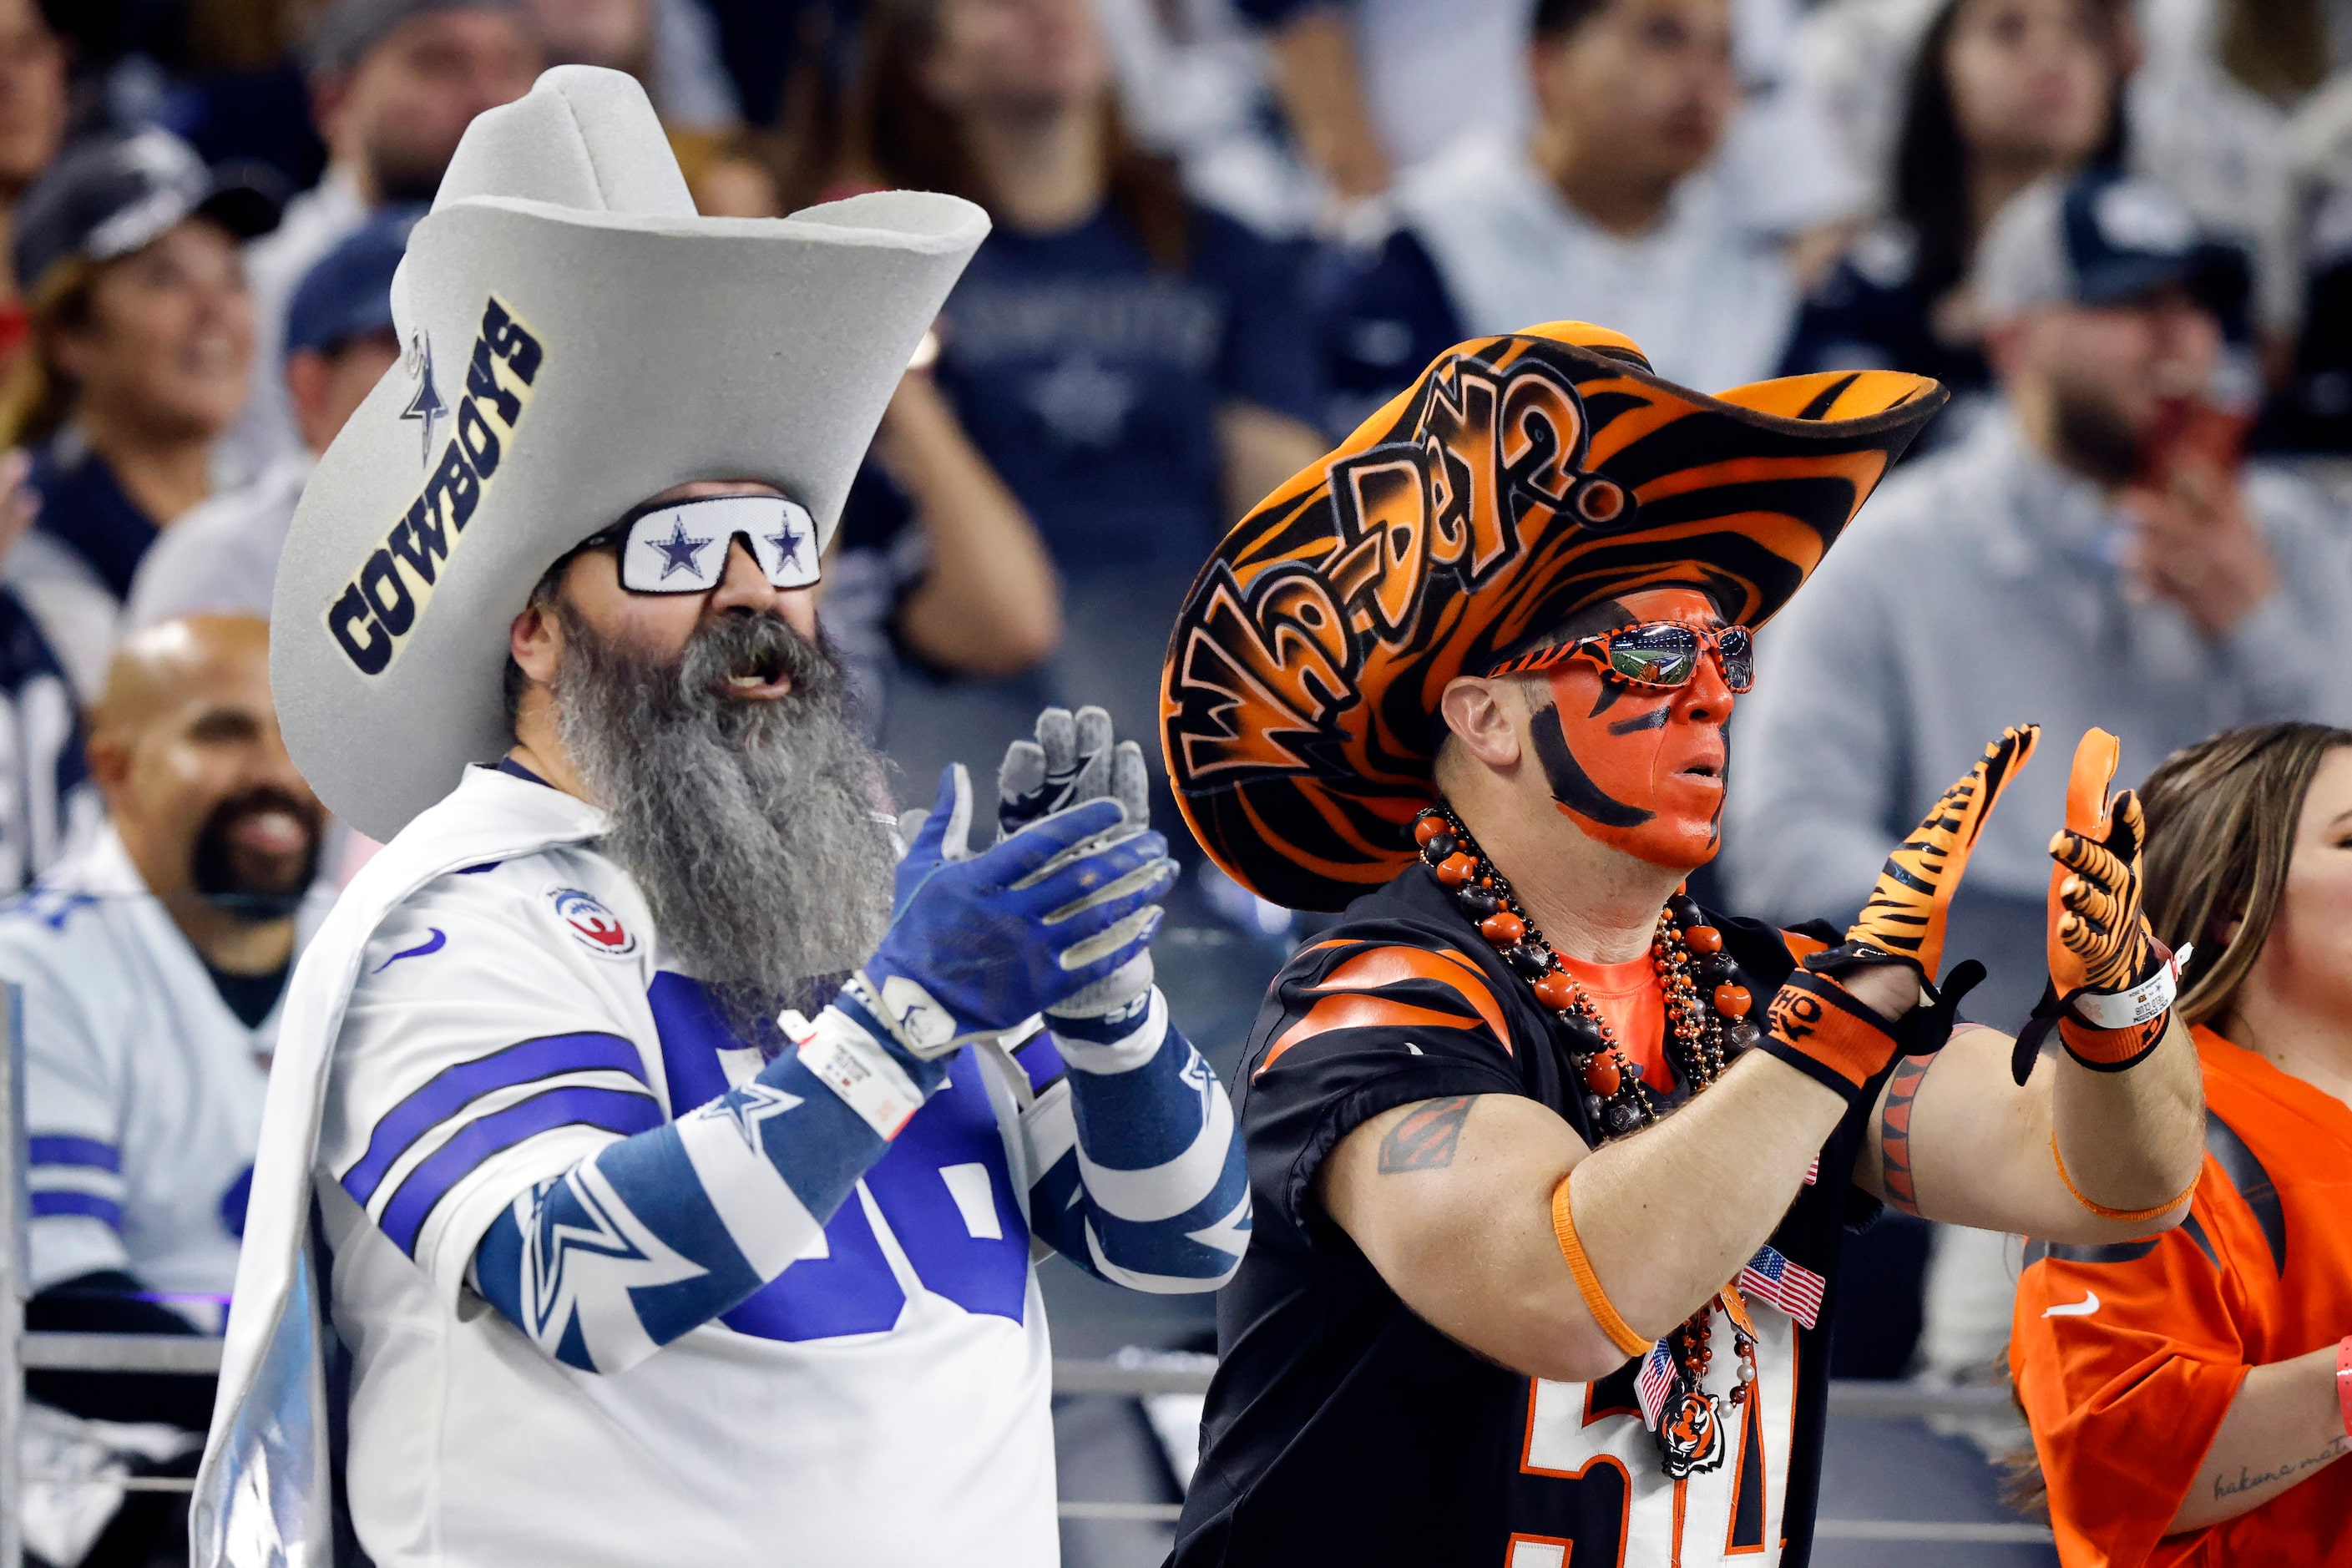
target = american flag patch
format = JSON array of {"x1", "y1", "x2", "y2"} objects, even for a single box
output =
[
  {"x1": 1737, "y1": 1245, "x2": 1824, "y2": 1328},
  {"x1": 1635, "y1": 1339, "x2": 1677, "y2": 1429},
  {"x1": 1803, "y1": 1156, "x2": 1818, "y2": 1186}
]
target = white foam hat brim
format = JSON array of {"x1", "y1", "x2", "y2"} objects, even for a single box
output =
[{"x1": 271, "y1": 66, "x2": 987, "y2": 842}]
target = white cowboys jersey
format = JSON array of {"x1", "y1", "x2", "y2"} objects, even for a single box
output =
[
  {"x1": 0, "y1": 830, "x2": 328, "y2": 1327},
  {"x1": 313, "y1": 768, "x2": 1060, "y2": 1566}
]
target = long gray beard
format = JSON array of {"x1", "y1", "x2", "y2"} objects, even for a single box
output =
[{"x1": 551, "y1": 602, "x2": 895, "y2": 1044}]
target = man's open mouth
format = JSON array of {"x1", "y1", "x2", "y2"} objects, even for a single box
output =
[{"x1": 722, "y1": 645, "x2": 793, "y2": 695}]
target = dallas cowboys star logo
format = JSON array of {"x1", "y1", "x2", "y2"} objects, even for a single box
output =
[
  {"x1": 711, "y1": 1081, "x2": 802, "y2": 1151},
  {"x1": 398, "y1": 332, "x2": 447, "y2": 467},
  {"x1": 650, "y1": 519, "x2": 713, "y2": 579},
  {"x1": 766, "y1": 517, "x2": 806, "y2": 571}
]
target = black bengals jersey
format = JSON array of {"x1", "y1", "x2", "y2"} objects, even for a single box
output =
[{"x1": 1171, "y1": 864, "x2": 1889, "y2": 1567}]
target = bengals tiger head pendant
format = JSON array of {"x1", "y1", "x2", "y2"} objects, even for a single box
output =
[{"x1": 1657, "y1": 1386, "x2": 1727, "y2": 1479}]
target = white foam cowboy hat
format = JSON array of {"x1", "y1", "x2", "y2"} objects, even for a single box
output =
[{"x1": 271, "y1": 64, "x2": 988, "y2": 842}]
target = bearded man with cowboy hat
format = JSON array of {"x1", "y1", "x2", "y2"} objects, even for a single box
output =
[
  {"x1": 192, "y1": 66, "x2": 1249, "y2": 1567},
  {"x1": 1160, "y1": 322, "x2": 2211, "y2": 1564}
]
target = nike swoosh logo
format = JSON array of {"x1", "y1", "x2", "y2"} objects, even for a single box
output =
[
  {"x1": 2043, "y1": 1290, "x2": 2100, "y2": 1318},
  {"x1": 374, "y1": 928, "x2": 447, "y2": 972}
]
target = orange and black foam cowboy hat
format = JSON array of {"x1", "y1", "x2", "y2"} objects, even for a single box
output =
[{"x1": 1157, "y1": 321, "x2": 1948, "y2": 913}]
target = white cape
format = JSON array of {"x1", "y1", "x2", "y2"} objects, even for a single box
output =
[{"x1": 190, "y1": 766, "x2": 607, "y2": 1566}]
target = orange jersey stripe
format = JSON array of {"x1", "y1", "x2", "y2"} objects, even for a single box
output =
[
  {"x1": 1258, "y1": 994, "x2": 1505, "y2": 1078},
  {"x1": 1304, "y1": 944, "x2": 1510, "y2": 1042}
]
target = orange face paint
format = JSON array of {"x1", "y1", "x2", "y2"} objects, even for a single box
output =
[{"x1": 1524, "y1": 588, "x2": 1734, "y2": 869}]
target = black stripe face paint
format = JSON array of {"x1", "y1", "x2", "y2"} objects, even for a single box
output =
[{"x1": 1520, "y1": 588, "x2": 1735, "y2": 870}]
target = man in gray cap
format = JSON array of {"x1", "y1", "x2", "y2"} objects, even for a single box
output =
[
  {"x1": 1723, "y1": 165, "x2": 2352, "y2": 1393},
  {"x1": 224, "y1": 0, "x2": 539, "y2": 482},
  {"x1": 1728, "y1": 166, "x2": 2352, "y2": 1036}
]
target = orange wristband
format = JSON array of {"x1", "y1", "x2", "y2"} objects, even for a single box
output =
[
  {"x1": 2051, "y1": 1130, "x2": 2198, "y2": 1223},
  {"x1": 2057, "y1": 1013, "x2": 2167, "y2": 1072},
  {"x1": 1551, "y1": 1172, "x2": 1652, "y2": 1358},
  {"x1": 1761, "y1": 969, "x2": 1900, "y2": 1100}
]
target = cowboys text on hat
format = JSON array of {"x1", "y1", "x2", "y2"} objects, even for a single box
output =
[{"x1": 327, "y1": 296, "x2": 543, "y2": 677}]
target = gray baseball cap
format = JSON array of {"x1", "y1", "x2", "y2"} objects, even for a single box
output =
[
  {"x1": 302, "y1": 0, "x2": 527, "y2": 75},
  {"x1": 1975, "y1": 166, "x2": 2249, "y2": 325},
  {"x1": 12, "y1": 128, "x2": 283, "y2": 297}
]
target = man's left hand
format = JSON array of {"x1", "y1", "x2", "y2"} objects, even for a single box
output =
[
  {"x1": 2120, "y1": 460, "x2": 2276, "y2": 640},
  {"x1": 998, "y1": 706, "x2": 1162, "y2": 1020}
]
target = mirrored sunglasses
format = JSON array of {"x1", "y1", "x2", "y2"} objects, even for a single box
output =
[
  {"x1": 1489, "y1": 621, "x2": 1755, "y2": 693},
  {"x1": 576, "y1": 494, "x2": 822, "y2": 595}
]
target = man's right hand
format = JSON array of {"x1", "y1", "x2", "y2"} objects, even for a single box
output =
[
  {"x1": 856, "y1": 763, "x2": 1176, "y2": 1060},
  {"x1": 2121, "y1": 458, "x2": 2276, "y2": 640}
]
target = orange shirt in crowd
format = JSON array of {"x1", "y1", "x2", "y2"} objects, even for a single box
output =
[{"x1": 2011, "y1": 1025, "x2": 2352, "y2": 1565}]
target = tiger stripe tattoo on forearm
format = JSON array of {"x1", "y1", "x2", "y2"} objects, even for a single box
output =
[{"x1": 1879, "y1": 1054, "x2": 1935, "y2": 1216}]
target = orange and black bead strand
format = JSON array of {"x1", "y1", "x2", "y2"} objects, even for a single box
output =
[{"x1": 1414, "y1": 804, "x2": 1758, "y2": 1138}]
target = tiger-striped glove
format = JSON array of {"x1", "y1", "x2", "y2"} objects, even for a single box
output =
[
  {"x1": 1773, "y1": 726, "x2": 2040, "y2": 1096},
  {"x1": 2010, "y1": 730, "x2": 2184, "y2": 1082}
]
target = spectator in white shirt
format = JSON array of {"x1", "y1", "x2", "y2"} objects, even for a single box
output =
[
  {"x1": 1242, "y1": 0, "x2": 1859, "y2": 238},
  {"x1": 223, "y1": 0, "x2": 539, "y2": 484},
  {"x1": 7, "y1": 615, "x2": 328, "y2": 1565},
  {"x1": 1314, "y1": 0, "x2": 1802, "y2": 429}
]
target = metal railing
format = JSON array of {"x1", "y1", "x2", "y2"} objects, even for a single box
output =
[{"x1": 0, "y1": 998, "x2": 2050, "y2": 1556}]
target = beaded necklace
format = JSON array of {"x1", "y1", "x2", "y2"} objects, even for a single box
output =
[{"x1": 1411, "y1": 802, "x2": 1764, "y2": 1479}]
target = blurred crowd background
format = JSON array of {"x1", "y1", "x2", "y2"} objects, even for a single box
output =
[{"x1": 6, "y1": 0, "x2": 2352, "y2": 1560}]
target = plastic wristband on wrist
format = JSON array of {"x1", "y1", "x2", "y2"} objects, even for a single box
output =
[
  {"x1": 2070, "y1": 943, "x2": 2191, "y2": 1030},
  {"x1": 2049, "y1": 1129, "x2": 2199, "y2": 1223},
  {"x1": 790, "y1": 1005, "x2": 928, "y2": 1139},
  {"x1": 1759, "y1": 969, "x2": 1900, "y2": 1102},
  {"x1": 2058, "y1": 944, "x2": 2191, "y2": 1071},
  {"x1": 2336, "y1": 1337, "x2": 2352, "y2": 1440}
]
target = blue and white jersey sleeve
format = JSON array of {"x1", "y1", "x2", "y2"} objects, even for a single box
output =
[
  {"x1": 1018, "y1": 989, "x2": 1250, "y2": 1292},
  {"x1": 2, "y1": 924, "x2": 131, "y2": 1288},
  {"x1": 319, "y1": 857, "x2": 668, "y2": 1307}
]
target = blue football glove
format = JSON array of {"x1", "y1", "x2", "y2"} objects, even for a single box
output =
[
  {"x1": 892, "y1": 757, "x2": 979, "y2": 921},
  {"x1": 853, "y1": 761, "x2": 1175, "y2": 1059},
  {"x1": 998, "y1": 706, "x2": 1162, "y2": 1020}
]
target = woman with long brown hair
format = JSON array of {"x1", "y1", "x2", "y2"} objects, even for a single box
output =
[
  {"x1": 1779, "y1": 0, "x2": 2126, "y2": 430},
  {"x1": 2012, "y1": 720, "x2": 2352, "y2": 1564}
]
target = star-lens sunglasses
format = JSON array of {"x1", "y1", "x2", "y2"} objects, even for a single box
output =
[
  {"x1": 573, "y1": 493, "x2": 822, "y2": 595},
  {"x1": 1488, "y1": 622, "x2": 1757, "y2": 693}
]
